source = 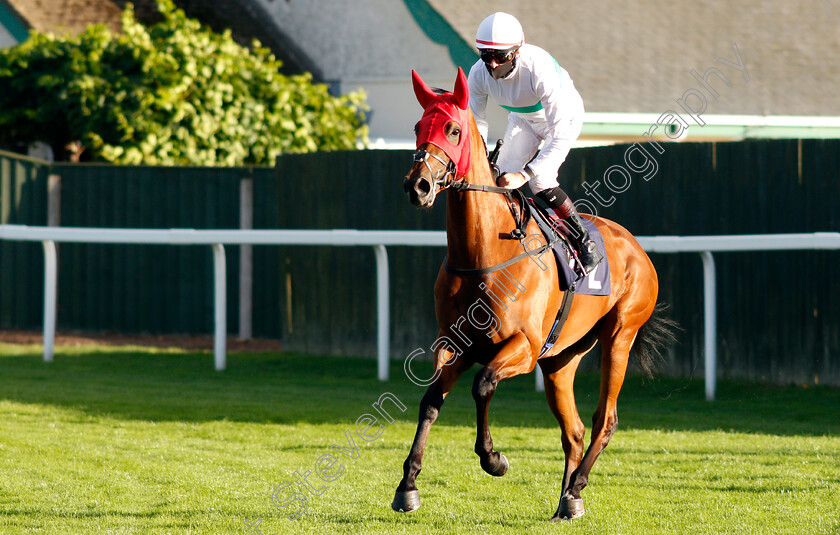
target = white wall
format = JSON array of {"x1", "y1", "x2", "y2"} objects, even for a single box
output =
[
  {"x1": 255, "y1": 0, "x2": 455, "y2": 80},
  {"x1": 256, "y1": 0, "x2": 492, "y2": 144},
  {"x1": 343, "y1": 76, "x2": 510, "y2": 145},
  {"x1": 0, "y1": 24, "x2": 18, "y2": 48},
  {"x1": 254, "y1": 0, "x2": 515, "y2": 145}
]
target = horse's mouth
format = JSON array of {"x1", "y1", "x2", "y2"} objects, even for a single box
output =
[{"x1": 407, "y1": 192, "x2": 435, "y2": 208}]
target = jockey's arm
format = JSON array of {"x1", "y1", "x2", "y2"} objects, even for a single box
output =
[{"x1": 524, "y1": 64, "x2": 582, "y2": 184}]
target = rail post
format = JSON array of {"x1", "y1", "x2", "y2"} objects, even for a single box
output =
[
  {"x1": 374, "y1": 245, "x2": 390, "y2": 381},
  {"x1": 700, "y1": 251, "x2": 717, "y2": 401},
  {"x1": 212, "y1": 244, "x2": 227, "y2": 371},
  {"x1": 42, "y1": 240, "x2": 57, "y2": 362}
]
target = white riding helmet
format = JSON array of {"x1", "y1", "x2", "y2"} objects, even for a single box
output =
[{"x1": 475, "y1": 12, "x2": 524, "y2": 50}]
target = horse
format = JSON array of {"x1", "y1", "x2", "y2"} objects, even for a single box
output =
[{"x1": 391, "y1": 67, "x2": 676, "y2": 521}]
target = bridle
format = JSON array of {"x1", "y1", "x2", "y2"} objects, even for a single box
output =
[{"x1": 412, "y1": 148, "x2": 459, "y2": 191}]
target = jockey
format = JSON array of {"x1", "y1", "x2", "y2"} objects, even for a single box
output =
[{"x1": 467, "y1": 12, "x2": 603, "y2": 275}]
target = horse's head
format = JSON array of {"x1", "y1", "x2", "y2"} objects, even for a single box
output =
[{"x1": 404, "y1": 67, "x2": 472, "y2": 208}]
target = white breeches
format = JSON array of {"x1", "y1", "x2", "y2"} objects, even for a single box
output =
[{"x1": 496, "y1": 112, "x2": 583, "y2": 193}]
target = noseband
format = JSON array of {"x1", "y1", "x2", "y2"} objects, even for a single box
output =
[{"x1": 413, "y1": 148, "x2": 460, "y2": 191}]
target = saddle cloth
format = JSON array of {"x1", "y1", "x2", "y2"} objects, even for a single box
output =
[{"x1": 524, "y1": 199, "x2": 611, "y2": 296}]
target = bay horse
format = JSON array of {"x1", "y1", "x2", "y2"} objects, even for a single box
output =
[{"x1": 392, "y1": 67, "x2": 675, "y2": 521}]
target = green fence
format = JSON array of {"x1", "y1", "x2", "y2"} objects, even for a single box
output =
[
  {"x1": 0, "y1": 141, "x2": 837, "y2": 385},
  {"x1": 271, "y1": 150, "x2": 446, "y2": 356},
  {"x1": 52, "y1": 163, "x2": 256, "y2": 335},
  {"x1": 555, "y1": 139, "x2": 839, "y2": 383},
  {"x1": 0, "y1": 151, "x2": 49, "y2": 328}
]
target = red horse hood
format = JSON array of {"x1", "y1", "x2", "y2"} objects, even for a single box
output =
[{"x1": 412, "y1": 67, "x2": 472, "y2": 179}]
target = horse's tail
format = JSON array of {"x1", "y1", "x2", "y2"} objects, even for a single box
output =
[{"x1": 631, "y1": 302, "x2": 681, "y2": 377}]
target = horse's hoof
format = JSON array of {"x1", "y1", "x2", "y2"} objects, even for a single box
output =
[
  {"x1": 551, "y1": 495, "x2": 585, "y2": 520},
  {"x1": 392, "y1": 489, "x2": 421, "y2": 513},
  {"x1": 481, "y1": 452, "x2": 509, "y2": 477}
]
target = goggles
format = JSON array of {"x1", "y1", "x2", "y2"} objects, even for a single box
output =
[{"x1": 479, "y1": 46, "x2": 519, "y2": 65}]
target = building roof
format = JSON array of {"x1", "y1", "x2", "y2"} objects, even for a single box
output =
[
  {"x1": 4, "y1": 0, "x2": 839, "y2": 144},
  {"x1": 424, "y1": 0, "x2": 840, "y2": 117},
  {"x1": 4, "y1": 0, "x2": 123, "y2": 35}
]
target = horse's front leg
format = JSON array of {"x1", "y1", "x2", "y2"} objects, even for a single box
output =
[
  {"x1": 473, "y1": 332, "x2": 534, "y2": 477},
  {"x1": 392, "y1": 347, "x2": 470, "y2": 512}
]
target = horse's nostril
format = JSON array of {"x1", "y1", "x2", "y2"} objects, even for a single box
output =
[{"x1": 416, "y1": 179, "x2": 431, "y2": 194}]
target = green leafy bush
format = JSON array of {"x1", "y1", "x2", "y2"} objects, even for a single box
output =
[{"x1": 0, "y1": 0, "x2": 367, "y2": 165}]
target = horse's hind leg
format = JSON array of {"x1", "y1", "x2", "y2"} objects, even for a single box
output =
[
  {"x1": 539, "y1": 331, "x2": 598, "y2": 521},
  {"x1": 561, "y1": 313, "x2": 639, "y2": 512},
  {"x1": 393, "y1": 344, "x2": 471, "y2": 512}
]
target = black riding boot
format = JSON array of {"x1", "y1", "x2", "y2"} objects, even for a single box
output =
[
  {"x1": 563, "y1": 209, "x2": 604, "y2": 275},
  {"x1": 537, "y1": 186, "x2": 604, "y2": 275}
]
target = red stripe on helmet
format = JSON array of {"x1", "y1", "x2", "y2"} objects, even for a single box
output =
[{"x1": 476, "y1": 39, "x2": 523, "y2": 48}]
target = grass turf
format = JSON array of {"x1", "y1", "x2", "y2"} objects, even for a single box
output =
[{"x1": 0, "y1": 341, "x2": 838, "y2": 534}]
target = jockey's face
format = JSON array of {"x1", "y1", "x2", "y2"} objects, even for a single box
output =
[{"x1": 479, "y1": 46, "x2": 519, "y2": 79}]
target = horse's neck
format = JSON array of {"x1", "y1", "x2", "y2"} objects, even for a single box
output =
[{"x1": 445, "y1": 136, "x2": 519, "y2": 270}]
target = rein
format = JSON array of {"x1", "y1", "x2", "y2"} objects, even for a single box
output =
[
  {"x1": 418, "y1": 144, "x2": 557, "y2": 276},
  {"x1": 413, "y1": 147, "x2": 532, "y2": 242},
  {"x1": 442, "y1": 184, "x2": 554, "y2": 276},
  {"x1": 449, "y1": 181, "x2": 532, "y2": 240}
]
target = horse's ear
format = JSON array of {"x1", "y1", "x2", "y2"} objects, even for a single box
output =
[
  {"x1": 412, "y1": 69, "x2": 436, "y2": 109},
  {"x1": 453, "y1": 66, "x2": 469, "y2": 110}
]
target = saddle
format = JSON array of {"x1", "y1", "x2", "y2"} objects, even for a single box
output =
[{"x1": 523, "y1": 199, "x2": 611, "y2": 297}]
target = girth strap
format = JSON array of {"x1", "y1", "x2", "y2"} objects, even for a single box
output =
[{"x1": 539, "y1": 287, "x2": 575, "y2": 357}]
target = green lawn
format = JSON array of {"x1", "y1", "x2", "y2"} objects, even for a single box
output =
[{"x1": 0, "y1": 341, "x2": 838, "y2": 534}]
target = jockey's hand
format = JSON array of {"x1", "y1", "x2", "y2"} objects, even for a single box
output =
[{"x1": 496, "y1": 172, "x2": 528, "y2": 189}]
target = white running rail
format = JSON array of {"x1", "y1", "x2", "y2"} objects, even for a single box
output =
[{"x1": 2, "y1": 224, "x2": 838, "y2": 400}]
